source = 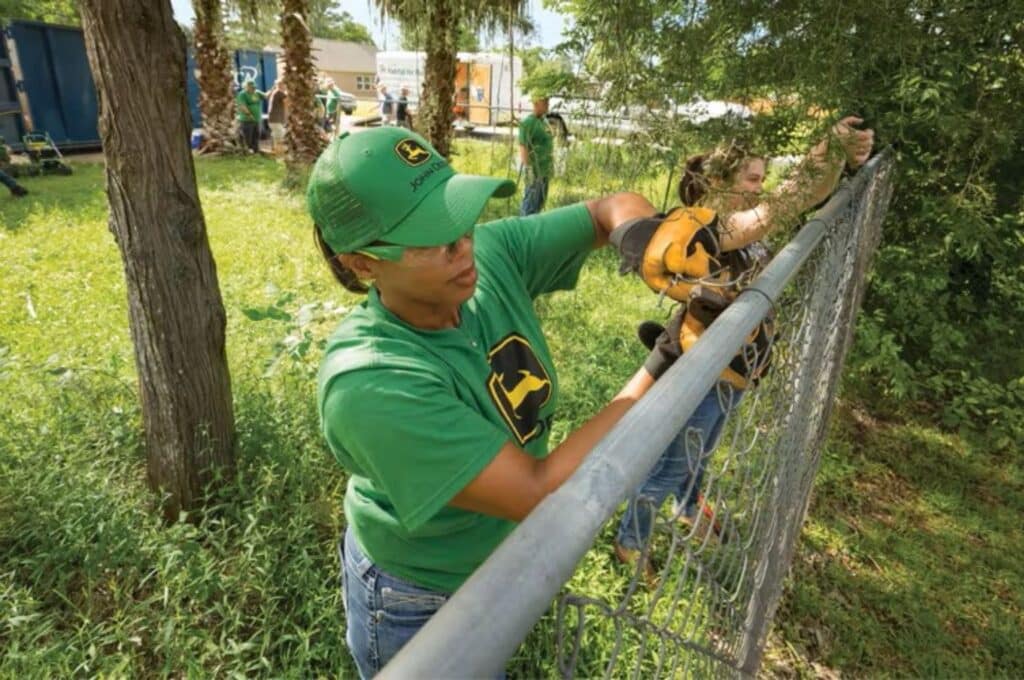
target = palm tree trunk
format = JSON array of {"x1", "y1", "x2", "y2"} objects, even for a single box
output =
[
  {"x1": 420, "y1": 0, "x2": 458, "y2": 158},
  {"x1": 281, "y1": 0, "x2": 326, "y2": 172},
  {"x1": 193, "y1": 0, "x2": 238, "y2": 152}
]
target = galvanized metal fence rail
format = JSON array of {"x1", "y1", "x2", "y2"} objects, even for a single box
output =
[{"x1": 381, "y1": 150, "x2": 894, "y2": 679}]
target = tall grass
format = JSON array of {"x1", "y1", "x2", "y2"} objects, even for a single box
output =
[{"x1": 1, "y1": 146, "x2": 1021, "y2": 677}]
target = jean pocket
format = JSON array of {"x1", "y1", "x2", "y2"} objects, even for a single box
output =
[{"x1": 378, "y1": 581, "x2": 448, "y2": 624}]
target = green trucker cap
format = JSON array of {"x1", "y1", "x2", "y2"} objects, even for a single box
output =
[{"x1": 307, "y1": 128, "x2": 516, "y2": 254}]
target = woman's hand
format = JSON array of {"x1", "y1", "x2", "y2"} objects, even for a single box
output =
[{"x1": 831, "y1": 116, "x2": 875, "y2": 168}]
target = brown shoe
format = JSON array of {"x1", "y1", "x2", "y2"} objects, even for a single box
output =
[
  {"x1": 675, "y1": 495, "x2": 730, "y2": 545},
  {"x1": 614, "y1": 542, "x2": 658, "y2": 585}
]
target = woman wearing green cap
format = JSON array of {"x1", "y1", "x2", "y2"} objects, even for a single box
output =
[{"x1": 309, "y1": 126, "x2": 663, "y2": 677}]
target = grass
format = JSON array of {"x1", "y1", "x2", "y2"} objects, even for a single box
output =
[{"x1": 1, "y1": 144, "x2": 1022, "y2": 677}]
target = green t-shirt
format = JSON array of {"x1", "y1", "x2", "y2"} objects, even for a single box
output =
[
  {"x1": 317, "y1": 203, "x2": 595, "y2": 593},
  {"x1": 236, "y1": 90, "x2": 263, "y2": 123},
  {"x1": 518, "y1": 113, "x2": 554, "y2": 179},
  {"x1": 325, "y1": 87, "x2": 341, "y2": 116}
]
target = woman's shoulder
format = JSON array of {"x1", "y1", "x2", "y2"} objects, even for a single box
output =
[{"x1": 323, "y1": 307, "x2": 456, "y2": 376}]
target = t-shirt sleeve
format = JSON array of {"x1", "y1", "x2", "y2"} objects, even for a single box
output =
[
  {"x1": 482, "y1": 202, "x2": 596, "y2": 298},
  {"x1": 322, "y1": 368, "x2": 510, "y2": 531},
  {"x1": 517, "y1": 119, "x2": 531, "y2": 146}
]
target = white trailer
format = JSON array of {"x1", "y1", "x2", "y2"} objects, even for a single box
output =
[{"x1": 376, "y1": 50, "x2": 524, "y2": 126}]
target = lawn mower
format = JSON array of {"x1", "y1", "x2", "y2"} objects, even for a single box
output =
[{"x1": 22, "y1": 131, "x2": 73, "y2": 175}]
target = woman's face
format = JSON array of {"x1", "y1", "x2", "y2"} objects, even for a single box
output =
[
  {"x1": 372, "y1": 232, "x2": 479, "y2": 311},
  {"x1": 719, "y1": 158, "x2": 766, "y2": 212}
]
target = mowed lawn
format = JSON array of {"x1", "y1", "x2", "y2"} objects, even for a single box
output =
[{"x1": 0, "y1": 149, "x2": 1021, "y2": 677}]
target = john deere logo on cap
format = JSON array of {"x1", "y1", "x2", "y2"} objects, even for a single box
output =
[{"x1": 395, "y1": 139, "x2": 431, "y2": 166}]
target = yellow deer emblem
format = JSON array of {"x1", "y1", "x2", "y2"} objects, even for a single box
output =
[
  {"x1": 396, "y1": 140, "x2": 430, "y2": 164},
  {"x1": 498, "y1": 370, "x2": 551, "y2": 419}
]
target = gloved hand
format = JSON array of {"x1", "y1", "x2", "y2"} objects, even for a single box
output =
[
  {"x1": 639, "y1": 285, "x2": 774, "y2": 387},
  {"x1": 640, "y1": 306, "x2": 684, "y2": 380},
  {"x1": 681, "y1": 286, "x2": 774, "y2": 390},
  {"x1": 609, "y1": 206, "x2": 723, "y2": 304}
]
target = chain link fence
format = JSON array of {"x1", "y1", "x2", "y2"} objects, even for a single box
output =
[
  {"x1": 382, "y1": 150, "x2": 894, "y2": 679},
  {"x1": 555, "y1": 151, "x2": 894, "y2": 678}
]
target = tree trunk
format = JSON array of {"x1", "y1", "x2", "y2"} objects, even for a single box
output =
[
  {"x1": 193, "y1": 0, "x2": 239, "y2": 153},
  {"x1": 79, "y1": 0, "x2": 236, "y2": 522},
  {"x1": 421, "y1": 0, "x2": 458, "y2": 158},
  {"x1": 281, "y1": 0, "x2": 326, "y2": 172}
]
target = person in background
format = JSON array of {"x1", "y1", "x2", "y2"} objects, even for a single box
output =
[
  {"x1": 453, "y1": 86, "x2": 470, "y2": 127},
  {"x1": 266, "y1": 77, "x2": 288, "y2": 155},
  {"x1": 0, "y1": 168, "x2": 27, "y2": 198},
  {"x1": 611, "y1": 118, "x2": 875, "y2": 577},
  {"x1": 0, "y1": 136, "x2": 28, "y2": 197},
  {"x1": 378, "y1": 83, "x2": 395, "y2": 126},
  {"x1": 545, "y1": 110, "x2": 572, "y2": 177},
  {"x1": 518, "y1": 92, "x2": 554, "y2": 216},
  {"x1": 396, "y1": 85, "x2": 412, "y2": 130},
  {"x1": 324, "y1": 78, "x2": 343, "y2": 133},
  {"x1": 236, "y1": 79, "x2": 266, "y2": 154}
]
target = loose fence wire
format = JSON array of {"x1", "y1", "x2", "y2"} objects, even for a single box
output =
[{"x1": 381, "y1": 110, "x2": 893, "y2": 677}]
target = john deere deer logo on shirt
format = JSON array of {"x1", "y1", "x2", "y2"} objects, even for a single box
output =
[
  {"x1": 487, "y1": 333, "x2": 552, "y2": 445},
  {"x1": 395, "y1": 139, "x2": 431, "y2": 166}
]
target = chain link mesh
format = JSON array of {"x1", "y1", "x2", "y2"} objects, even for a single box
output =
[{"x1": 553, "y1": 154, "x2": 894, "y2": 678}]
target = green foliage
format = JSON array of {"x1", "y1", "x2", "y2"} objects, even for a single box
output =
[
  {"x1": 554, "y1": 0, "x2": 1024, "y2": 442},
  {"x1": 223, "y1": 0, "x2": 375, "y2": 48},
  {"x1": 399, "y1": 19, "x2": 480, "y2": 51},
  {"x1": 772, "y1": 405, "x2": 1024, "y2": 676},
  {"x1": 0, "y1": 159, "x2": 356, "y2": 676},
  {"x1": 3, "y1": 147, "x2": 1021, "y2": 676},
  {"x1": 307, "y1": 3, "x2": 374, "y2": 45},
  {"x1": 519, "y1": 58, "x2": 581, "y2": 99},
  {"x1": 0, "y1": 0, "x2": 78, "y2": 24}
]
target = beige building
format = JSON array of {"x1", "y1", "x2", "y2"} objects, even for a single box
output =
[
  {"x1": 309, "y1": 38, "x2": 377, "y2": 99},
  {"x1": 270, "y1": 39, "x2": 377, "y2": 99}
]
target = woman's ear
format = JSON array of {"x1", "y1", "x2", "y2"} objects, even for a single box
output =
[{"x1": 339, "y1": 252, "x2": 377, "y2": 281}]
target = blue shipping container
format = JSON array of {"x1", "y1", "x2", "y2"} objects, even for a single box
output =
[
  {"x1": 3, "y1": 19, "x2": 277, "y2": 150},
  {"x1": 3, "y1": 20, "x2": 99, "y2": 149},
  {"x1": 186, "y1": 47, "x2": 278, "y2": 129},
  {"x1": 0, "y1": 27, "x2": 25, "y2": 146}
]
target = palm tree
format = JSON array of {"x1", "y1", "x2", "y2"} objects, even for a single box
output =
[
  {"x1": 230, "y1": 0, "x2": 325, "y2": 173},
  {"x1": 375, "y1": 0, "x2": 529, "y2": 158},
  {"x1": 279, "y1": 0, "x2": 326, "y2": 171},
  {"x1": 193, "y1": 0, "x2": 240, "y2": 152}
]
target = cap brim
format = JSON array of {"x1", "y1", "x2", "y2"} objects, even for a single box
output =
[{"x1": 380, "y1": 173, "x2": 516, "y2": 247}]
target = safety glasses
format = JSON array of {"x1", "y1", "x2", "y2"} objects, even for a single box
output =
[{"x1": 356, "y1": 224, "x2": 476, "y2": 264}]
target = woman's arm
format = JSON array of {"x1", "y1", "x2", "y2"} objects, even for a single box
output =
[
  {"x1": 586, "y1": 192, "x2": 659, "y2": 248},
  {"x1": 717, "y1": 116, "x2": 875, "y2": 251},
  {"x1": 448, "y1": 193, "x2": 666, "y2": 520},
  {"x1": 450, "y1": 367, "x2": 655, "y2": 521}
]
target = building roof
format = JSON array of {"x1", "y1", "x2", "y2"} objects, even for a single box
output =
[{"x1": 309, "y1": 38, "x2": 376, "y2": 73}]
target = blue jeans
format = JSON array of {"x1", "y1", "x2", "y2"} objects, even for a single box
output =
[
  {"x1": 0, "y1": 168, "x2": 19, "y2": 192},
  {"x1": 519, "y1": 176, "x2": 549, "y2": 215},
  {"x1": 616, "y1": 383, "x2": 743, "y2": 550},
  {"x1": 340, "y1": 528, "x2": 451, "y2": 679}
]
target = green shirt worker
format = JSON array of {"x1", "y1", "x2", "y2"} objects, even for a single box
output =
[
  {"x1": 236, "y1": 79, "x2": 266, "y2": 153},
  {"x1": 309, "y1": 127, "x2": 661, "y2": 677},
  {"x1": 323, "y1": 78, "x2": 342, "y2": 133},
  {"x1": 518, "y1": 94, "x2": 554, "y2": 216}
]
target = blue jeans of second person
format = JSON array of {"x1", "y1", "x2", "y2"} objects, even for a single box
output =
[
  {"x1": 0, "y1": 168, "x2": 20, "y2": 192},
  {"x1": 340, "y1": 528, "x2": 451, "y2": 679},
  {"x1": 519, "y1": 175, "x2": 549, "y2": 216},
  {"x1": 616, "y1": 383, "x2": 744, "y2": 550}
]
